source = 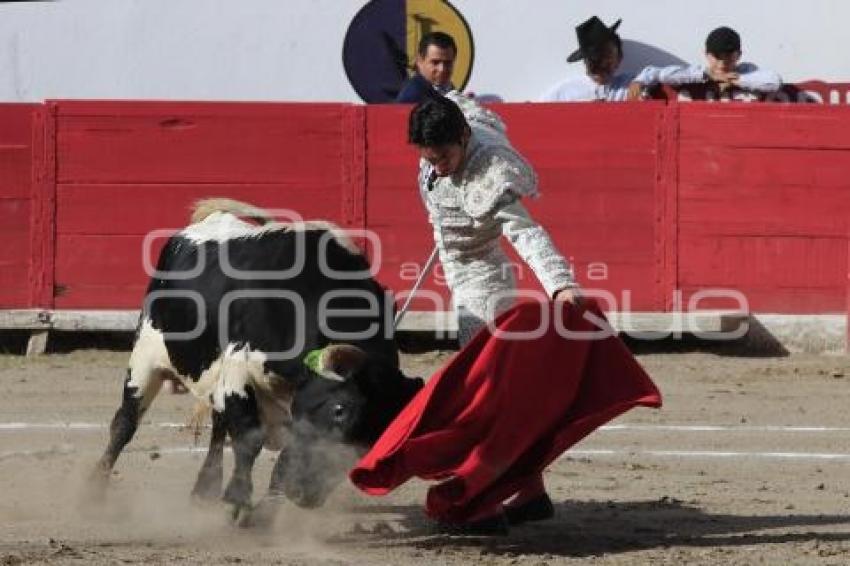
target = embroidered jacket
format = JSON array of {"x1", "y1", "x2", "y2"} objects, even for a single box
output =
[{"x1": 417, "y1": 92, "x2": 578, "y2": 342}]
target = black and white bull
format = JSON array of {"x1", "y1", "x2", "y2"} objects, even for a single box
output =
[{"x1": 92, "y1": 198, "x2": 423, "y2": 524}]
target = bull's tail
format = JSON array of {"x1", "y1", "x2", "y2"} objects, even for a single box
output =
[
  {"x1": 190, "y1": 198, "x2": 274, "y2": 225},
  {"x1": 186, "y1": 400, "x2": 213, "y2": 445}
]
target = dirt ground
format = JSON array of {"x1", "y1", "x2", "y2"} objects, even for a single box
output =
[{"x1": 1, "y1": 344, "x2": 850, "y2": 565}]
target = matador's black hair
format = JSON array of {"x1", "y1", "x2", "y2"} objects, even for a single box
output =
[{"x1": 408, "y1": 94, "x2": 468, "y2": 147}]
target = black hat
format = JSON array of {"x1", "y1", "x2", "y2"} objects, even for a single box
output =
[
  {"x1": 567, "y1": 16, "x2": 622, "y2": 63},
  {"x1": 705, "y1": 26, "x2": 741, "y2": 55}
]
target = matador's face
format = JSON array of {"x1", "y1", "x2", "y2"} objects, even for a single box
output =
[{"x1": 418, "y1": 129, "x2": 470, "y2": 178}]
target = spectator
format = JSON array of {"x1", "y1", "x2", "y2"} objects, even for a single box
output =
[
  {"x1": 396, "y1": 32, "x2": 457, "y2": 103},
  {"x1": 540, "y1": 16, "x2": 635, "y2": 102},
  {"x1": 630, "y1": 26, "x2": 782, "y2": 100}
]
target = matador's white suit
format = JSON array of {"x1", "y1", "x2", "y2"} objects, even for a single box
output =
[{"x1": 417, "y1": 93, "x2": 580, "y2": 345}]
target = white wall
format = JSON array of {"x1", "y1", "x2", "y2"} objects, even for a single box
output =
[
  {"x1": 0, "y1": 0, "x2": 365, "y2": 101},
  {"x1": 0, "y1": 0, "x2": 845, "y2": 103}
]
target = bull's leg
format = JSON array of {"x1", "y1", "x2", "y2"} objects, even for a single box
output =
[
  {"x1": 191, "y1": 408, "x2": 227, "y2": 500},
  {"x1": 93, "y1": 320, "x2": 171, "y2": 488},
  {"x1": 221, "y1": 387, "x2": 264, "y2": 515},
  {"x1": 237, "y1": 447, "x2": 291, "y2": 529},
  {"x1": 92, "y1": 366, "x2": 165, "y2": 484},
  {"x1": 267, "y1": 447, "x2": 289, "y2": 498}
]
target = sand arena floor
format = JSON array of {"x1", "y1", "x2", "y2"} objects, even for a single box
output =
[{"x1": 0, "y1": 346, "x2": 849, "y2": 565}]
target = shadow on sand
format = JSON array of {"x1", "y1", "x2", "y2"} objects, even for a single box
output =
[{"x1": 335, "y1": 498, "x2": 850, "y2": 558}]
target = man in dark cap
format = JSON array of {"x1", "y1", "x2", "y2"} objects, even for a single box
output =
[
  {"x1": 630, "y1": 26, "x2": 782, "y2": 100},
  {"x1": 540, "y1": 15, "x2": 635, "y2": 102}
]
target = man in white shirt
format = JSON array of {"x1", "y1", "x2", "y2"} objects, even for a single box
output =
[
  {"x1": 630, "y1": 26, "x2": 782, "y2": 101},
  {"x1": 540, "y1": 16, "x2": 635, "y2": 102}
]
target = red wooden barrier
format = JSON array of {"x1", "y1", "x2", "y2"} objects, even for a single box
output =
[
  {"x1": 677, "y1": 103, "x2": 850, "y2": 313},
  {"x1": 2, "y1": 101, "x2": 849, "y2": 316},
  {"x1": 491, "y1": 102, "x2": 669, "y2": 311},
  {"x1": 0, "y1": 104, "x2": 43, "y2": 308},
  {"x1": 51, "y1": 101, "x2": 365, "y2": 308},
  {"x1": 363, "y1": 104, "x2": 434, "y2": 307}
]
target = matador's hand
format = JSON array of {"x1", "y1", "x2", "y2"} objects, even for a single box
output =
[{"x1": 554, "y1": 288, "x2": 583, "y2": 308}]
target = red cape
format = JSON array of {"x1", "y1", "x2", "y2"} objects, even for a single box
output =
[{"x1": 350, "y1": 300, "x2": 662, "y2": 523}]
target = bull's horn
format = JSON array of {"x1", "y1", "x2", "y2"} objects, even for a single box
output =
[{"x1": 321, "y1": 344, "x2": 367, "y2": 378}]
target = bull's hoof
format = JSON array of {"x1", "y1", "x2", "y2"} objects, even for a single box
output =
[
  {"x1": 236, "y1": 496, "x2": 283, "y2": 529},
  {"x1": 227, "y1": 502, "x2": 253, "y2": 526},
  {"x1": 191, "y1": 467, "x2": 223, "y2": 501},
  {"x1": 82, "y1": 467, "x2": 112, "y2": 505},
  {"x1": 191, "y1": 484, "x2": 222, "y2": 502},
  {"x1": 222, "y1": 476, "x2": 252, "y2": 509}
]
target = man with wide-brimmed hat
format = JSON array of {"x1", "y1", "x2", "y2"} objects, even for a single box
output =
[
  {"x1": 629, "y1": 26, "x2": 782, "y2": 101},
  {"x1": 540, "y1": 15, "x2": 635, "y2": 102}
]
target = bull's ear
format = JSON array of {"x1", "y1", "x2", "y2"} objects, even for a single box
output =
[{"x1": 321, "y1": 344, "x2": 367, "y2": 379}]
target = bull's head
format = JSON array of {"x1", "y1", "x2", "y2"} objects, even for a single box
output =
[{"x1": 282, "y1": 345, "x2": 423, "y2": 508}]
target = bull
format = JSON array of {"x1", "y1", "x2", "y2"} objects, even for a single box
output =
[{"x1": 92, "y1": 199, "x2": 423, "y2": 525}]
